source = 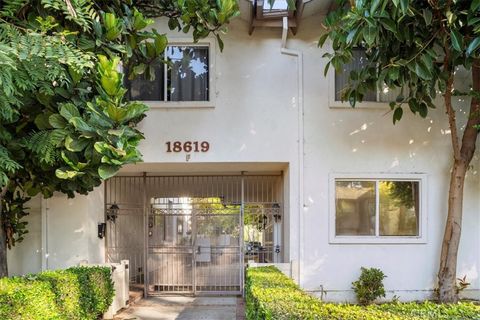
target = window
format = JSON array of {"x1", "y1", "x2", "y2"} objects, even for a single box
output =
[
  {"x1": 330, "y1": 48, "x2": 401, "y2": 108},
  {"x1": 329, "y1": 174, "x2": 427, "y2": 244},
  {"x1": 126, "y1": 44, "x2": 211, "y2": 105}
]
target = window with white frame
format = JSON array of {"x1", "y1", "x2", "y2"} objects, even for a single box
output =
[
  {"x1": 126, "y1": 45, "x2": 210, "y2": 102},
  {"x1": 333, "y1": 48, "x2": 401, "y2": 105},
  {"x1": 331, "y1": 175, "x2": 426, "y2": 243}
]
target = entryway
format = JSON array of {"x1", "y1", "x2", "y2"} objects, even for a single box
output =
[
  {"x1": 105, "y1": 174, "x2": 284, "y2": 296},
  {"x1": 113, "y1": 296, "x2": 243, "y2": 320}
]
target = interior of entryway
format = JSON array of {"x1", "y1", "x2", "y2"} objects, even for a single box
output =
[{"x1": 104, "y1": 171, "x2": 285, "y2": 296}]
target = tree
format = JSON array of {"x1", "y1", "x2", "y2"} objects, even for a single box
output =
[
  {"x1": 320, "y1": 0, "x2": 480, "y2": 302},
  {"x1": 0, "y1": 0, "x2": 238, "y2": 278}
]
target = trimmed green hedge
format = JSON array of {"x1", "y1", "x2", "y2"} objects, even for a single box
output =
[
  {"x1": 0, "y1": 266, "x2": 114, "y2": 320},
  {"x1": 245, "y1": 266, "x2": 480, "y2": 320}
]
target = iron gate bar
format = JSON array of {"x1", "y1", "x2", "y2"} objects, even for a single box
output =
[{"x1": 105, "y1": 174, "x2": 283, "y2": 297}]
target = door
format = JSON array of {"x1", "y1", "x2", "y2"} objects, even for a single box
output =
[
  {"x1": 146, "y1": 197, "x2": 242, "y2": 295},
  {"x1": 193, "y1": 199, "x2": 242, "y2": 294}
]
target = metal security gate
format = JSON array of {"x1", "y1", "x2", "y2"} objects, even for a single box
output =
[{"x1": 105, "y1": 174, "x2": 283, "y2": 296}]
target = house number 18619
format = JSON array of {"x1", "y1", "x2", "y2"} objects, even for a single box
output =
[{"x1": 166, "y1": 141, "x2": 210, "y2": 153}]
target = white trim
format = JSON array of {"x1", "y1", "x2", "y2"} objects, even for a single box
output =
[
  {"x1": 328, "y1": 173, "x2": 428, "y2": 244},
  {"x1": 136, "y1": 38, "x2": 216, "y2": 109}
]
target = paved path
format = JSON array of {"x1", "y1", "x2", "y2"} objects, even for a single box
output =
[{"x1": 114, "y1": 296, "x2": 244, "y2": 320}]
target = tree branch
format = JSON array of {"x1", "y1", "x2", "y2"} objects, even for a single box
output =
[
  {"x1": 459, "y1": 59, "x2": 480, "y2": 163},
  {"x1": 444, "y1": 52, "x2": 461, "y2": 160}
]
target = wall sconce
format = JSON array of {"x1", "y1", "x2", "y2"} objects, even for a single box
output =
[
  {"x1": 107, "y1": 203, "x2": 119, "y2": 223},
  {"x1": 273, "y1": 203, "x2": 281, "y2": 222},
  {"x1": 98, "y1": 223, "x2": 106, "y2": 239}
]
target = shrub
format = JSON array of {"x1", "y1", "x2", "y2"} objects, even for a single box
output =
[
  {"x1": 0, "y1": 266, "x2": 114, "y2": 320},
  {"x1": 67, "y1": 266, "x2": 115, "y2": 318},
  {"x1": 245, "y1": 266, "x2": 480, "y2": 320},
  {"x1": 245, "y1": 266, "x2": 407, "y2": 320},
  {"x1": 0, "y1": 277, "x2": 61, "y2": 320},
  {"x1": 352, "y1": 267, "x2": 386, "y2": 305}
]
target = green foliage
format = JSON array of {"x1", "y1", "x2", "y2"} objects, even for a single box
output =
[
  {"x1": 370, "y1": 301, "x2": 480, "y2": 320},
  {"x1": 352, "y1": 267, "x2": 387, "y2": 305},
  {"x1": 245, "y1": 266, "x2": 480, "y2": 320},
  {"x1": 0, "y1": 277, "x2": 61, "y2": 320},
  {"x1": 320, "y1": 0, "x2": 480, "y2": 122},
  {"x1": 0, "y1": 266, "x2": 114, "y2": 320},
  {"x1": 0, "y1": 0, "x2": 239, "y2": 252}
]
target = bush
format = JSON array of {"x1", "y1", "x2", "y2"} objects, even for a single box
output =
[
  {"x1": 245, "y1": 266, "x2": 480, "y2": 320},
  {"x1": 0, "y1": 266, "x2": 114, "y2": 320},
  {"x1": 245, "y1": 266, "x2": 407, "y2": 320},
  {"x1": 0, "y1": 277, "x2": 61, "y2": 320},
  {"x1": 352, "y1": 267, "x2": 386, "y2": 305}
]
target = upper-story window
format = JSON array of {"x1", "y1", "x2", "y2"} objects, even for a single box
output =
[
  {"x1": 332, "y1": 48, "x2": 401, "y2": 107},
  {"x1": 127, "y1": 45, "x2": 210, "y2": 103}
]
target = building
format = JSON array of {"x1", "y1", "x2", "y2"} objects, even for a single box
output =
[{"x1": 8, "y1": 0, "x2": 479, "y2": 302}]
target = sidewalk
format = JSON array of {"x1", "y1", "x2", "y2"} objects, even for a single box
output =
[{"x1": 114, "y1": 296, "x2": 244, "y2": 320}]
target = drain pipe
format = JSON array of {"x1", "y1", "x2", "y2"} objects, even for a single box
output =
[{"x1": 281, "y1": 16, "x2": 305, "y2": 287}]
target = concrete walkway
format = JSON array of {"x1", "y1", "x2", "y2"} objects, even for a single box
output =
[{"x1": 114, "y1": 296, "x2": 244, "y2": 320}]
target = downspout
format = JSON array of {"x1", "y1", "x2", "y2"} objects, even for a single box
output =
[{"x1": 281, "y1": 16, "x2": 305, "y2": 286}]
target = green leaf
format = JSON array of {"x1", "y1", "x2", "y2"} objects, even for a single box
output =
[
  {"x1": 346, "y1": 28, "x2": 359, "y2": 45},
  {"x1": 55, "y1": 168, "x2": 83, "y2": 179},
  {"x1": 364, "y1": 26, "x2": 376, "y2": 46},
  {"x1": 471, "y1": 0, "x2": 480, "y2": 12},
  {"x1": 318, "y1": 33, "x2": 329, "y2": 47},
  {"x1": 415, "y1": 60, "x2": 432, "y2": 80},
  {"x1": 418, "y1": 103, "x2": 428, "y2": 118},
  {"x1": 60, "y1": 103, "x2": 80, "y2": 121},
  {"x1": 98, "y1": 165, "x2": 120, "y2": 179},
  {"x1": 399, "y1": 0, "x2": 408, "y2": 14},
  {"x1": 422, "y1": 9, "x2": 432, "y2": 25},
  {"x1": 393, "y1": 107, "x2": 403, "y2": 124},
  {"x1": 370, "y1": 0, "x2": 382, "y2": 15},
  {"x1": 49, "y1": 114, "x2": 67, "y2": 129},
  {"x1": 34, "y1": 113, "x2": 52, "y2": 130},
  {"x1": 451, "y1": 30, "x2": 463, "y2": 52},
  {"x1": 380, "y1": 19, "x2": 396, "y2": 33},
  {"x1": 216, "y1": 34, "x2": 224, "y2": 52},
  {"x1": 467, "y1": 37, "x2": 480, "y2": 56}
]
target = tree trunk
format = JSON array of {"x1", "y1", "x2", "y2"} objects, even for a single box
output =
[
  {"x1": 437, "y1": 60, "x2": 480, "y2": 302},
  {"x1": 0, "y1": 188, "x2": 8, "y2": 278}
]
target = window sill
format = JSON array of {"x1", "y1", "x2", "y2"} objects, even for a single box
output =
[
  {"x1": 142, "y1": 101, "x2": 215, "y2": 109},
  {"x1": 329, "y1": 236, "x2": 427, "y2": 245},
  {"x1": 329, "y1": 101, "x2": 390, "y2": 110}
]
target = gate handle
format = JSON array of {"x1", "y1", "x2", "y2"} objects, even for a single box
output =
[{"x1": 197, "y1": 246, "x2": 201, "y2": 254}]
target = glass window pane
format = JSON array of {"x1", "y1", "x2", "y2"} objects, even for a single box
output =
[
  {"x1": 335, "y1": 181, "x2": 376, "y2": 236},
  {"x1": 167, "y1": 46, "x2": 209, "y2": 101},
  {"x1": 126, "y1": 61, "x2": 164, "y2": 101},
  {"x1": 379, "y1": 181, "x2": 419, "y2": 236},
  {"x1": 335, "y1": 48, "x2": 376, "y2": 102}
]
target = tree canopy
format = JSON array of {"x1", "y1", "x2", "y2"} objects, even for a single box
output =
[
  {"x1": 321, "y1": 0, "x2": 480, "y2": 302},
  {"x1": 0, "y1": 0, "x2": 238, "y2": 276}
]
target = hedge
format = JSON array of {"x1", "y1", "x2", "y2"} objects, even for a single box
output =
[
  {"x1": 0, "y1": 266, "x2": 115, "y2": 320},
  {"x1": 245, "y1": 266, "x2": 480, "y2": 320}
]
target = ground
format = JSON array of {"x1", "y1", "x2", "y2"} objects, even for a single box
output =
[{"x1": 114, "y1": 296, "x2": 244, "y2": 320}]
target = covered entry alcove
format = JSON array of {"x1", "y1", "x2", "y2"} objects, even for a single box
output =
[{"x1": 104, "y1": 164, "x2": 287, "y2": 296}]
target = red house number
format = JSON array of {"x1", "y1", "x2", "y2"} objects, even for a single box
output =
[{"x1": 166, "y1": 141, "x2": 210, "y2": 153}]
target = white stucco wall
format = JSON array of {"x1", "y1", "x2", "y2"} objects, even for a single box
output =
[
  {"x1": 11, "y1": 12, "x2": 479, "y2": 302},
  {"x1": 7, "y1": 196, "x2": 42, "y2": 276}
]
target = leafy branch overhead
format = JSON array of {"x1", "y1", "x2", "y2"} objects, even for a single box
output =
[
  {"x1": 0, "y1": 0, "x2": 238, "y2": 252},
  {"x1": 320, "y1": 0, "x2": 480, "y2": 124},
  {"x1": 321, "y1": 0, "x2": 480, "y2": 303}
]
